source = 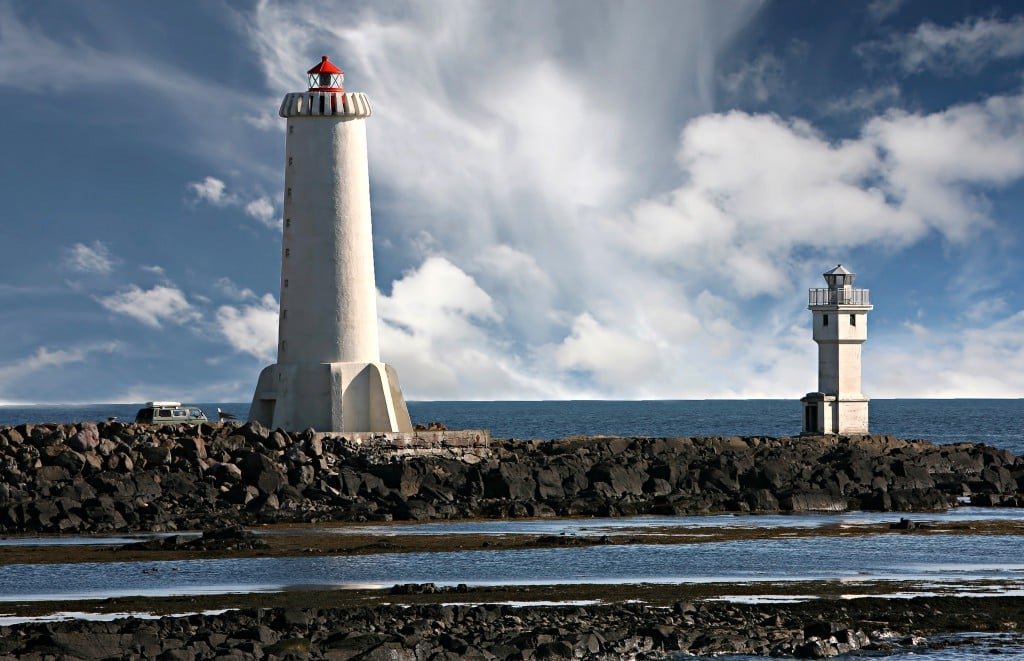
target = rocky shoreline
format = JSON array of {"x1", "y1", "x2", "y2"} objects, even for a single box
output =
[
  {"x1": 1, "y1": 595, "x2": 1021, "y2": 659},
  {"x1": 0, "y1": 422, "x2": 1021, "y2": 533}
]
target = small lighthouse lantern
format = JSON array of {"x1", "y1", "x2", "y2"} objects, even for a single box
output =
[
  {"x1": 307, "y1": 55, "x2": 344, "y2": 92},
  {"x1": 823, "y1": 264, "x2": 854, "y2": 289}
]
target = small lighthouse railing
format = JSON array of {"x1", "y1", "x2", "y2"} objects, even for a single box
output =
[{"x1": 808, "y1": 288, "x2": 870, "y2": 306}]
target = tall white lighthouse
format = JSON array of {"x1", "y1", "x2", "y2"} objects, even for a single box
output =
[
  {"x1": 249, "y1": 56, "x2": 412, "y2": 433},
  {"x1": 801, "y1": 265, "x2": 872, "y2": 435}
]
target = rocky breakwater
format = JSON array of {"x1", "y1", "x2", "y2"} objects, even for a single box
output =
[
  {"x1": 0, "y1": 422, "x2": 1020, "y2": 534},
  {"x1": 1, "y1": 596, "x2": 1020, "y2": 659}
]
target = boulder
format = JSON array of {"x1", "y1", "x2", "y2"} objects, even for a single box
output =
[
  {"x1": 67, "y1": 424, "x2": 101, "y2": 452},
  {"x1": 139, "y1": 446, "x2": 171, "y2": 466}
]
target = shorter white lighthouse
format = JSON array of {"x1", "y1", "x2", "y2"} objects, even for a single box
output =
[{"x1": 801, "y1": 265, "x2": 873, "y2": 435}]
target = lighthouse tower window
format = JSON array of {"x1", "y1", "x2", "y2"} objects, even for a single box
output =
[
  {"x1": 823, "y1": 314, "x2": 829, "y2": 326},
  {"x1": 850, "y1": 314, "x2": 856, "y2": 326}
]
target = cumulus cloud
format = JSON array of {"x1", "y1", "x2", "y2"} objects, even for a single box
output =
[
  {"x1": 188, "y1": 176, "x2": 232, "y2": 206},
  {"x1": 244, "y1": 197, "x2": 276, "y2": 226},
  {"x1": 873, "y1": 15, "x2": 1024, "y2": 74},
  {"x1": 216, "y1": 294, "x2": 279, "y2": 362},
  {"x1": 377, "y1": 257, "x2": 572, "y2": 399},
  {"x1": 64, "y1": 241, "x2": 114, "y2": 274},
  {"x1": 872, "y1": 309, "x2": 1024, "y2": 397},
  {"x1": 553, "y1": 313, "x2": 661, "y2": 386},
  {"x1": 611, "y1": 91, "x2": 1024, "y2": 294},
  {"x1": 97, "y1": 285, "x2": 199, "y2": 328},
  {"x1": 228, "y1": 2, "x2": 1024, "y2": 400},
  {"x1": 188, "y1": 176, "x2": 279, "y2": 228}
]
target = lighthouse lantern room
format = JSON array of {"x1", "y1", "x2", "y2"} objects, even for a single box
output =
[{"x1": 307, "y1": 55, "x2": 344, "y2": 91}]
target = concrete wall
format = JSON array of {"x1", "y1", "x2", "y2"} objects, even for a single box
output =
[
  {"x1": 806, "y1": 302, "x2": 872, "y2": 435},
  {"x1": 812, "y1": 308, "x2": 869, "y2": 398},
  {"x1": 279, "y1": 107, "x2": 379, "y2": 365}
]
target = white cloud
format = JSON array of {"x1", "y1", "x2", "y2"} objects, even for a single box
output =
[
  {"x1": 213, "y1": 276, "x2": 259, "y2": 301},
  {"x1": 880, "y1": 15, "x2": 1024, "y2": 73},
  {"x1": 97, "y1": 285, "x2": 199, "y2": 328},
  {"x1": 0, "y1": 342, "x2": 119, "y2": 384},
  {"x1": 720, "y1": 53, "x2": 784, "y2": 103},
  {"x1": 64, "y1": 241, "x2": 114, "y2": 275},
  {"x1": 553, "y1": 313, "x2": 661, "y2": 386},
  {"x1": 216, "y1": 294, "x2": 279, "y2": 361},
  {"x1": 188, "y1": 176, "x2": 232, "y2": 206},
  {"x1": 187, "y1": 176, "x2": 279, "y2": 229},
  {"x1": 867, "y1": 0, "x2": 905, "y2": 22},
  {"x1": 611, "y1": 91, "x2": 1024, "y2": 295},
  {"x1": 872, "y1": 310, "x2": 1024, "y2": 397},
  {"x1": 229, "y1": 2, "x2": 1024, "y2": 400},
  {"x1": 244, "y1": 196, "x2": 277, "y2": 227},
  {"x1": 0, "y1": 4, "x2": 279, "y2": 185},
  {"x1": 378, "y1": 257, "x2": 570, "y2": 399},
  {"x1": 823, "y1": 84, "x2": 902, "y2": 116},
  {"x1": 963, "y1": 296, "x2": 1007, "y2": 322}
]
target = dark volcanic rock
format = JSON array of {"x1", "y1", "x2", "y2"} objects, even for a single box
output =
[
  {"x1": 0, "y1": 423, "x2": 1019, "y2": 533},
  {"x1": 2, "y1": 596, "x2": 1022, "y2": 660}
]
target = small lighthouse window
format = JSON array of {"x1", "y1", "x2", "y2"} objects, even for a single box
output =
[
  {"x1": 850, "y1": 314, "x2": 856, "y2": 326},
  {"x1": 823, "y1": 314, "x2": 829, "y2": 326}
]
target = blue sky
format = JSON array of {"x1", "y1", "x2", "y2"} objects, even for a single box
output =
[{"x1": 2, "y1": 0, "x2": 1024, "y2": 404}]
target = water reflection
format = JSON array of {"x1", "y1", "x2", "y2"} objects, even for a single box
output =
[{"x1": 1, "y1": 534, "x2": 1021, "y2": 602}]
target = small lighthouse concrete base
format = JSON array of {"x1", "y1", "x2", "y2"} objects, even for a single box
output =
[
  {"x1": 250, "y1": 361, "x2": 412, "y2": 433},
  {"x1": 800, "y1": 392, "x2": 869, "y2": 436}
]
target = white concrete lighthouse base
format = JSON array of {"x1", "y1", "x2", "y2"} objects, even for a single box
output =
[
  {"x1": 801, "y1": 392, "x2": 869, "y2": 435},
  {"x1": 248, "y1": 361, "x2": 413, "y2": 433}
]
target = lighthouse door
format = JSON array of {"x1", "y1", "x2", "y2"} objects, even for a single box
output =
[{"x1": 804, "y1": 404, "x2": 817, "y2": 433}]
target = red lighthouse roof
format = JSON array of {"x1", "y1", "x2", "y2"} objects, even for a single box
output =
[
  {"x1": 307, "y1": 55, "x2": 343, "y2": 76},
  {"x1": 306, "y1": 55, "x2": 345, "y2": 92}
]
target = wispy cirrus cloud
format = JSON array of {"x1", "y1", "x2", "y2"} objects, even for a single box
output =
[
  {"x1": 865, "y1": 15, "x2": 1024, "y2": 74},
  {"x1": 97, "y1": 284, "x2": 200, "y2": 329},
  {"x1": 0, "y1": 3, "x2": 279, "y2": 185},
  {"x1": 63, "y1": 241, "x2": 115, "y2": 275},
  {"x1": 0, "y1": 342, "x2": 120, "y2": 384}
]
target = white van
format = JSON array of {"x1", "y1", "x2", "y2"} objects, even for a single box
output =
[{"x1": 134, "y1": 402, "x2": 208, "y2": 424}]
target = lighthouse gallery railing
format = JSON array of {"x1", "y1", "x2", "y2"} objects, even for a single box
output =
[{"x1": 808, "y1": 288, "x2": 870, "y2": 306}]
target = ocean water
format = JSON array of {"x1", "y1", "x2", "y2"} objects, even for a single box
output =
[
  {"x1": 2, "y1": 533, "x2": 1022, "y2": 602},
  {"x1": 1, "y1": 399, "x2": 1022, "y2": 453}
]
